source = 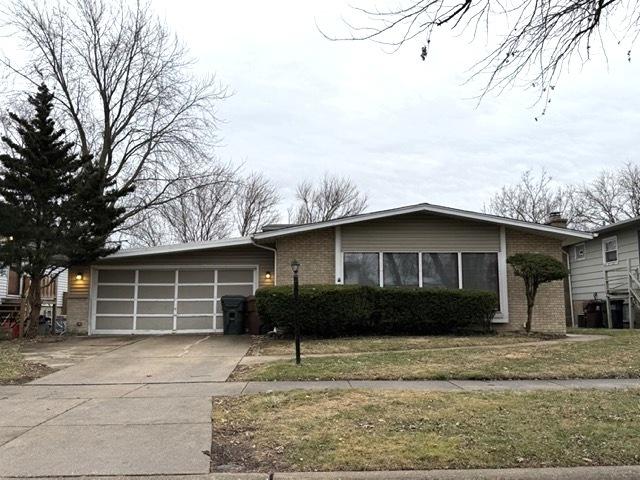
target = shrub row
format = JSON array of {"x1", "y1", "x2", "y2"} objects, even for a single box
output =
[{"x1": 255, "y1": 285, "x2": 497, "y2": 337}]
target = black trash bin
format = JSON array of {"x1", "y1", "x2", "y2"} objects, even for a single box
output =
[
  {"x1": 584, "y1": 300, "x2": 605, "y2": 328},
  {"x1": 221, "y1": 295, "x2": 246, "y2": 335},
  {"x1": 611, "y1": 300, "x2": 624, "y2": 329}
]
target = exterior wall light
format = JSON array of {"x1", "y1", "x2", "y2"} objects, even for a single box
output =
[
  {"x1": 75, "y1": 272, "x2": 84, "y2": 281},
  {"x1": 265, "y1": 271, "x2": 272, "y2": 280}
]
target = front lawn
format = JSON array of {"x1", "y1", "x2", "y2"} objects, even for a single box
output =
[
  {"x1": 212, "y1": 389, "x2": 640, "y2": 472},
  {"x1": 232, "y1": 330, "x2": 637, "y2": 381},
  {"x1": 250, "y1": 333, "x2": 549, "y2": 356},
  {"x1": 0, "y1": 341, "x2": 53, "y2": 384}
]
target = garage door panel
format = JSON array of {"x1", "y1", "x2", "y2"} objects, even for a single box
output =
[
  {"x1": 177, "y1": 301, "x2": 214, "y2": 315},
  {"x1": 179, "y1": 270, "x2": 215, "y2": 283},
  {"x1": 98, "y1": 270, "x2": 135, "y2": 283},
  {"x1": 137, "y1": 301, "x2": 174, "y2": 315},
  {"x1": 178, "y1": 285, "x2": 214, "y2": 299},
  {"x1": 136, "y1": 316, "x2": 173, "y2": 330},
  {"x1": 138, "y1": 285, "x2": 174, "y2": 299},
  {"x1": 217, "y1": 269, "x2": 254, "y2": 283},
  {"x1": 138, "y1": 270, "x2": 175, "y2": 283},
  {"x1": 94, "y1": 267, "x2": 256, "y2": 334},
  {"x1": 217, "y1": 284, "x2": 254, "y2": 297},
  {"x1": 95, "y1": 316, "x2": 133, "y2": 330},
  {"x1": 97, "y1": 285, "x2": 134, "y2": 298},
  {"x1": 177, "y1": 316, "x2": 214, "y2": 330},
  {"x1": 96, "y1": 301, "x2": 133, "y2": 315}
]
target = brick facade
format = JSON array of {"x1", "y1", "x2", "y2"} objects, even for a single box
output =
[
  {"x1": 65, "y1": 266, "x2": 91, "y2": 334},
  {"x1": 505, "y1": 228, "x2": 567, "y2": 334},
  {"x1": 275, "y1": 228, "x2": 335, "y2": 285}
]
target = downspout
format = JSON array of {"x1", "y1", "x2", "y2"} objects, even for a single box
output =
[
  {"x1": 251, "y1": 237, "x2": 277, "y2": 286},
  {"x1": 566, "y1": 250, "x2": 575, "y2": 328}
]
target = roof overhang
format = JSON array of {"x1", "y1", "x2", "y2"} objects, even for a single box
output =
[
  {"x1": 593, "y1": 216, "x2": 640, "y2": 235},
  {"x1": 252, "y1": 203, "x2": 594, "y2": 244},
  {"x1": 101, "y1": 237, "x2": 253, "y2": 259}
]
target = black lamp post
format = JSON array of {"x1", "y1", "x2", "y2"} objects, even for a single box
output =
[{"x1": 291, "y1": 259, "x2": 301, "y2": 365}]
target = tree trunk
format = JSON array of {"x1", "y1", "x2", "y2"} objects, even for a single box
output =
[
  {"x1": 525, "y1": 301, "x2": 534, "y2": 333},
  {"x1": 24, "y1": 276, "x2": 42, "y2": 338}
]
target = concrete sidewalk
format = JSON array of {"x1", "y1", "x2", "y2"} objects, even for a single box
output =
[
  {"x1": 4, "y1": 465, "x2": 640, "y2": 479},
  {"x1": 3, "y1": 378, "x2": 640, "y2": 400}
]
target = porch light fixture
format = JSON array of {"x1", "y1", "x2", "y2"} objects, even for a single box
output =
[
  {"x1": 265, "y1": 271, "x2": 272, "y2": 280},
  {"x1": 75, "y1": 272, "x2": 84, "y2": 281}
]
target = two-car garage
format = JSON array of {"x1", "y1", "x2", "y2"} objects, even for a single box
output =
[{"x1": 91, "y1": 267, "x2": 257, "y2": 334}]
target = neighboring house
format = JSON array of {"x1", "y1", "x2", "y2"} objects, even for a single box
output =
[
  {"x1": 566, "y1": 216, "x2": 640, "y2": 328},
  {"x1": 66, "y1": 203, "x2": 592, "y2": 336},
  {"x1": 0, "y1": 267, "x2": 67, "y2": 319}
]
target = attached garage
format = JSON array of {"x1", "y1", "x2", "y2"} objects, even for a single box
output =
[{"x1": 91, "y1": 267, "x2": 257, "y2": 334}]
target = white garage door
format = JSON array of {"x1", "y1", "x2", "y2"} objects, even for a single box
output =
[{"x1": 91, "y1": 267, "x2": 257, "y2": 334}]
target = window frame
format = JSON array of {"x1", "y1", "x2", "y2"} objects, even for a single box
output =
[
  {"x1": 573, "y1": 243, "x2": 586, "y2": 261},
  {"x1": 342, "y1": 252, "x2": 381, "y2": 287},
  {"x1": 601, "y1": 236, "x2": 618, "y2": 265}
]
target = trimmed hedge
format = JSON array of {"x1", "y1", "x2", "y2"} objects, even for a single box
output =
[{"x1": 255, "y1": 285, "x2": 497, "y2": 337}]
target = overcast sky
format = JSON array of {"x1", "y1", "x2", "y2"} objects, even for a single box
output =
[{"x1": 123, "y1": 1, "x2": 640, "y2": 217}]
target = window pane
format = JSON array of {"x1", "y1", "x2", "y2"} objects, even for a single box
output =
[
  {"x1": 462, "y1": 253, "x2": 499, "y2": 308},
  {"x1": 344, "y1": 253, "x2": 379, "y2": 286},
  {"x1": 383, "y1": 253, "x2": 419, "y2": 287},
  {"x1": 605, "y1": 250, "x2": 617, "y2": 263},
  {"x1": 422, "y1": 253, "x2": 458, "y2": 289}
]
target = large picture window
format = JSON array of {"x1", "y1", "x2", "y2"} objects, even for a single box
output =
[
  {"x1": 422, "y1": 253, "x2": 459, "y2": 289},
  {"x1": 461, "y1": 253, "x2": 499, "y2": 306},
  {"x1": 383, "y1": 253, "x2": 419, "y2": 287},
  {"x1": 344, "y1": 253, "x2": 379, "y2": 286}
]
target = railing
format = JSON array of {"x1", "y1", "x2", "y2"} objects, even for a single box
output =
[{"x1": 604, "y1": 259, "x2": 639, "y2": 329}]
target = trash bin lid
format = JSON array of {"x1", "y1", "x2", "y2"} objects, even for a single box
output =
[{"x1": 221, "y1": 295, "x2": 247, "y2": 307}]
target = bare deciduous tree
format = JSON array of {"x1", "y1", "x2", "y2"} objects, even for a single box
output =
[
  {"x1": 577, "y1": 170, "x2": 625, "y2": 228},
  {"x1": 235, "y1": 173, "x2": 280, "y2": 236},
  {"x1": 2, "y1": 0, "x2": 227, "y2": 227},
  {"x1": 289, "y1": 174, "x2": 368, "y2": 223},
  {"x1": 125, "y1": 161, "x2": 238, "y2": 246},
  {"x1": 325, "y1": 0, "x2": 634, "y2": 102},
  {"x1": 487, "y1": 169, "x2": 579, "y2": 226}
]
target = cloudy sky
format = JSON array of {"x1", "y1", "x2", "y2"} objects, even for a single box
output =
[{"x1": 134, "y1": 1, "x2": 639, "y2": 216}]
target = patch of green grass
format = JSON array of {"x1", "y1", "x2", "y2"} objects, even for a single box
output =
[
  {"x1": 0, "y1": 341, "x2": 52, "y2": 384},
  {"x1": 251, "y1": 333, "x2": 549, "y2": 356},
  {"x1": 233, "y1": 330, "x2": 640, "y2": 381},
  {"x1": 212, "y1": 389, "x2": 640, "y2": 472}
]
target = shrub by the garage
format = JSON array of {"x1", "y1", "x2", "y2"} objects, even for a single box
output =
[{"x1": 255, "y1": 285, "x2": 497, "y2": 337}]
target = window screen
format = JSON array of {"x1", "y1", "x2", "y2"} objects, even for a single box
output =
[
  {"x1": 383, "y1": 253, "x2": 419, "y2": 287},
  {"x1": 344, "y1": 253, "x2": 379, "y2": 286},
  {"x1": 422, "y1": 253, "x2": 459, "y2": 289}
]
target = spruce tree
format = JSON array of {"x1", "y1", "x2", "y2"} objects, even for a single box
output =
[{"x1": 0, "y1": 84, "x2": 128, "y2": 336}]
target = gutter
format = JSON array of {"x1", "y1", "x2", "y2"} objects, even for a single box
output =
[{"x1": 250, "y1": 238, "x2": 277, "y2": 286}]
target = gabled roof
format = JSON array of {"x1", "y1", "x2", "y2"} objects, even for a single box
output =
[
  {"x1": 104, "y1": 202, "x2": 593, "y2": 259},
  {"x1": 253, "y1": 203, "x2": 593, "y2": 243},
  {"x1": 593, "y1": 215, "x2": 640, "y2": 235}
]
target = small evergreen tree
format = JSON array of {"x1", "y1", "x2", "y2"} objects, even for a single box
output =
[
  {"x1": 507, "y1": 253, "x2": 568, "y2": 333},
  {"x1": 0, "y1": 84, "x2": 129, "y2": 336}
]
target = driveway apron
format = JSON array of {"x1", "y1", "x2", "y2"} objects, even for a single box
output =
[{"x1": 0, "y1": 335, "x2": 250, "y2": 477}]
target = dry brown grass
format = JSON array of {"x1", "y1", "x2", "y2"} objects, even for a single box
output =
[
  {"x1": 212, "y1": 388, "x2": 640, "y2": 472},
  {"x1": 0, "y1": 341, "x2": 53, "y2": 384},
  {"x1": 250, "y1": 333, "x2": 549, "y2": 356},
  {"x1": 233, "y1": 330, "x2": 637, "y2": 381}
]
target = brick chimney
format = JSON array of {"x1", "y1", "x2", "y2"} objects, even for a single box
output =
[{"x1": 546, "y1": 211, "x2": 568, "y2": 228}]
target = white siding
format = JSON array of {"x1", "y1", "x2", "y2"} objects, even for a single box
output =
[
  {"x1": 0, "y1": 267, "x2": 8, "y2": 299},
  {"x1": 56, "y1": 269, "x2": 68, "y2": 306},
  {"x1": 569, "y1": 227, "x2": 639, "y2": 301}
]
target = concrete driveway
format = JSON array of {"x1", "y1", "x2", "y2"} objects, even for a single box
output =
[
  {"x1": 31, "y1": 334, "x2": 250, "y2": 384},
  {"x1": 0, "y1": 335, "x2": 250, "y2": 477}
]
